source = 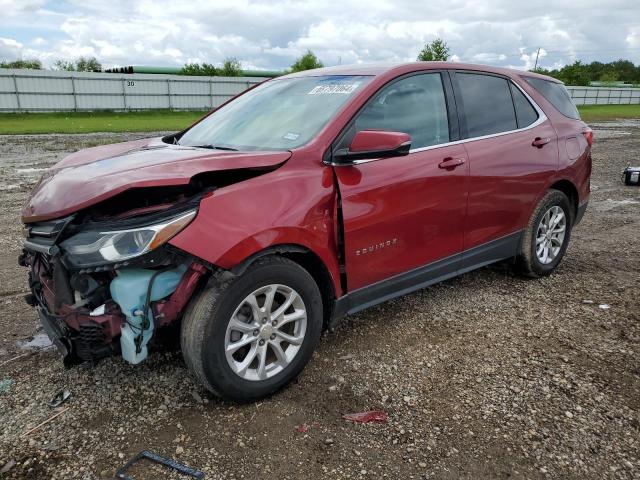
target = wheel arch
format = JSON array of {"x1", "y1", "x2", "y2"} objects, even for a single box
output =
[
  {"x1": 549, "y1": 179, "x2": 579, "y2": 220},
  {"x1": 230, "y1": 243, "x2": 337, "y2": 329}
]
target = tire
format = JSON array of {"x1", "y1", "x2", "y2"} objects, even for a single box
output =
[
  {"x1": 516, "y1": 189, "x2": 573, "y2": 278},
  {"x1": 181, "y1": 256, "x2": 323, "y2": 402}
]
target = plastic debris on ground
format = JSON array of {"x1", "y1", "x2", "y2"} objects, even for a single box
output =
[
  {"x1": 115, "y1": 451, "x2": 205, "y2": 479},
  {"x1": 599, "y1": 304, "x2": 611, "y2": 310},
  {"x1": 48, "y1": 389, "x2": 72, "y2": 408},
  {"x1": 296, "y1": 424, "x2": 309, "y2": 433},
  {"x1": 0, "y1": 459, "x2": 16, "y2": 474},
  {"x1": 0, "y1": 379, "x2": 14, "y2": 394},
  {"x1": 342, "y1": 410, "x2": 389, "y2": 423}
]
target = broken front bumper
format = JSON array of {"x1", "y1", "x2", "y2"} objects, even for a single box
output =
[{"x1": 36, "y1": 306, "x2": 70, "y2": 360}]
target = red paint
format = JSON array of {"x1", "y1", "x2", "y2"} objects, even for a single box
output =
[
  {"x1": 334, "y1": 143, "x2": 469, "y2": 289},
  {"x1": 582, "y1": 127, "x2": 593, "y2": 147},
  {"x1": 461, "y1": 119, "x2": 559, "y2": 250},
  {"x1": 24, "y1": 62, "x2": 591, "y2": 304},
  {"x1": 349, "y1": 130, "x2": 410, "y2": 152},
  {"x1": 342, "y1": 410, "x2": 389, "y2": 423},
  {"x1": 21, "y1": 140, "x2": 290, "y2": 222}
]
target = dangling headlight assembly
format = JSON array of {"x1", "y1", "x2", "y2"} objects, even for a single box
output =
[{"x1": 59, "y1": 210, "x2": 196, "y2": 268}]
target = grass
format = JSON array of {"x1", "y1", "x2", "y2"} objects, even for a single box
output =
[
  {"x1": 577, "y1": 104, "x2": 640, "y2": 122},
  {"x1": 0, "y1": 110, "x2": 206, "y2": 134},
  {"x1": 0, "y1": 104, "x2": 639, "y2": 134}
]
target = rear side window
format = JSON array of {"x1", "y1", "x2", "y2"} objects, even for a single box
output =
[
  {"x1": 524, "y1": 77, "x2": 580, "y2": 120},
  {"x1": 456, "y1": 73, "x2": 517, "y2": 137},
  {"x1": 353, "y1": 73, "x2": 450, "y2": 149},
  {"x1": 510, "y1": 84, "x2": 539, "y2": 128}
]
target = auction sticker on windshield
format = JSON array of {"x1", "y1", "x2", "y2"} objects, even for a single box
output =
[{"x1": 308, "y1": 83, "x2": 361, "y2": 95}]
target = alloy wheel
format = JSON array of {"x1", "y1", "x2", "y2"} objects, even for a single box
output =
[
  {"x1": 535, "y1": 205, "x2": 566, "y2": 265},
  {"x1": 224, "y1": 284, "x2": 307, "y2": 381}
]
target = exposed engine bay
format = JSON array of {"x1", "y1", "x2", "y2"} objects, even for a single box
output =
[{"x1": 19, "y1": 190, "x2": 210, "y2": 366}]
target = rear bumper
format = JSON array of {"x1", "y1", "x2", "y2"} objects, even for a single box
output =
[{"x1": 575, "y1": 200, "x2": 588, "y2": 225}]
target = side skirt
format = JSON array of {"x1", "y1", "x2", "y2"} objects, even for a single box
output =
[{"x1": 330, "y1": 230, "x2": 523, "y2": 326}]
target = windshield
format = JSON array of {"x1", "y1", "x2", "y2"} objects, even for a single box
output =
[{"x1": 178, "y1": 75, "x2": 372, "y2": 151}]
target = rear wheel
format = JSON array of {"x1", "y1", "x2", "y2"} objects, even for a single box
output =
[
  {"x1": 181, "y1": 256, "x2": 323, "y2": 402},
  {"x1": 516, "y1": 190, "x2": 573, "y2": 277}
]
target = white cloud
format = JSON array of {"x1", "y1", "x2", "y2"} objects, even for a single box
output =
[
  {"x1": 0, "y1": 0, "x2": 638, "y2": 70},
  {"x1": 0, "y1": 0, "x2": 47, "y2": 17}
]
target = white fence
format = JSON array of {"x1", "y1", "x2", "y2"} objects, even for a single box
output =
[
  {"x1": 0, "y1": 69, "x2": 268, "y2": 112},
  {"x1": 566, "y1": 86, "x2": 640, "y2": 105},
  {"x1": 1, "y1": 69, "x2": 639, "y2": 112}
]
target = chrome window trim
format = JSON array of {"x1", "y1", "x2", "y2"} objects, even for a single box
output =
[{"x1": 333, "y1": 78, "x2": 547, "y2": 166}]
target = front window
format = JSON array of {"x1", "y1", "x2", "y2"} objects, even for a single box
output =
[
  {"x1": 178, "y1": 75, "x2": 372, "y2": 151},
  {"x1": 336, "y1": 72, "x2": 450, "y2": 151}
]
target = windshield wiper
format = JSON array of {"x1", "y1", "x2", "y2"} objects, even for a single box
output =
[{"x1": 191, "y1": 144, "x2": 239, "y2": 151}]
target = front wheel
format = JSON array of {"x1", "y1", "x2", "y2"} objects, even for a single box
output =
[
  {"x1": 516, "y1": 189, "x2": 573, "y2": 277},
  {"x1": 181, "y1": 256, "x2": 323, "y2": 402}
]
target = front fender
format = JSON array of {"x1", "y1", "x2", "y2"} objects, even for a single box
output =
[{"x1": 168, "y1": 162, "x2": 341, "y2": 293}]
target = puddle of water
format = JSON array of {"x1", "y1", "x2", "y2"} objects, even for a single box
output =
[
  {"x1": 592, "y1": 130, "x2": 631, "y2": 140},
  {"x1": 16, "y1": 167, "x2": 47, "y2": 174},
  {"x1": 590, "y1": 119, "x2": 640, "y2": 128},
  {"x1": 591, "y1": 119, "x2": 640, "y2": 139},
  {"x1": 18, "y1": 333, "x2": 53, "y2": 350},
  {"x1": 593, "y1": 198, "x2": 640, "y2": 212}
]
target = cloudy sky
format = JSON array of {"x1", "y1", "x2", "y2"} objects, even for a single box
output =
[{"x1": 1, "y1": 0, "x2": 639, "y2": 71}]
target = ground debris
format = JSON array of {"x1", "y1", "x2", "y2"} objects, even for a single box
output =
[
  {"x1": 0, "y1": 378, "x2": 14, "y2": 394},
  {"x1": 342, "y1": 410, "x2": 389, "y2": 423}
]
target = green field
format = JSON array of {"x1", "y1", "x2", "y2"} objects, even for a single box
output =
[
  {"x1": 0, "y1": 104, "x2": 638, "y2": 135},
  {"x1": 576, "y1": 104, "x2": 640, "y2": 122},
  {"x1": 0, "y1": 110, "x2": 206, "y2": 135}
]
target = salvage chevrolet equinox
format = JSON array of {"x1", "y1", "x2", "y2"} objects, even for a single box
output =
[{"x1": 20, "y1": 62, "x2": 592, "y2": 401}]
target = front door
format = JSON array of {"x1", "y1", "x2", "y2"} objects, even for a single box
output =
[{"x1": 333, "y1": 72, "x2": 469, "y2": 291}]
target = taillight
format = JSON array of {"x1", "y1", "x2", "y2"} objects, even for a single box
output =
[{"x1": 582, "y1": 127, "x2": 593, "y2": 147}]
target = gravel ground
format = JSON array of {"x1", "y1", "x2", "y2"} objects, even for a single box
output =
[{"x1": 0, "y1": 125, "x2": 638, "y2": 479}]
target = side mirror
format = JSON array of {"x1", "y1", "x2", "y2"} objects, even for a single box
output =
[{"x1": 334, "y1": 130, "x2": 411, "y2": 163}]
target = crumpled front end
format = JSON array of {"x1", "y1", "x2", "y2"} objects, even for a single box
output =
[
  {"x1": 19, "y1": 211, "x2": 208, "y2": 367},
  {"x1": 18, "y1": 133, "x2": 294, "y2": 367}
]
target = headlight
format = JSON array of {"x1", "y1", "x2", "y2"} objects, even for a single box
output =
[{"x1": 60, "y1": 210, "x2": 196, "y2": 267}]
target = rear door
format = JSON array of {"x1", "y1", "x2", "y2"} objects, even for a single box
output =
[
  {"x1": 450, "y1": 71, "x2": 559, "y2": 266},
  {"x1": 333, "y1": 72, "x2": 469, "y2": 291}
]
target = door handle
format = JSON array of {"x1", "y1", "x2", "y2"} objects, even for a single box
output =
[
  {"x1": 438, "y1": 156, "x2": 466, "y2": 170},
  {"x1": 532, "y1": 137, "x2": 551, "y2": 148}
]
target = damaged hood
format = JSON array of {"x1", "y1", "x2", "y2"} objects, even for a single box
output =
[{"x1": 22, "y1": 137, "x2": 291, "y2": 223}]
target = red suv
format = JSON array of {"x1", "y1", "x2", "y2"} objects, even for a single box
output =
[{"x1": 20, "y1": 62, "x2": 592, "y2": 401}]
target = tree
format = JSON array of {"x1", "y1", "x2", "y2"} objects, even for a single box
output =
[
  {"x1": 531, "y1": 59, "x2": 640, "y2": 86},
  {"x1": 53, "y1": 57, "x2": 102, "y2": 72},
  {"x1": 598, "y1": 71, "x2": 618, "y2": 85},
  {"x1": 290, "y1": 50, "x2": 324, "y2": 72},
  {"x1": 53, "y1": 60, "x2": 75, "y2": 71},
  {"x1": 75, "y1": 57, "x2": 102, "y2": 72},
  {"x1": 417, "y1": 39, "x2": 450, "y2": 62},
  {"x1": 220, "y1": 57, "x2": 242, "y2": 76},
  {"x1": 181, "y1": 63, "x2": 218, "y2": 76},
  {"x1": 0, "y1": 59, "x2": 42, "y2": 69}
]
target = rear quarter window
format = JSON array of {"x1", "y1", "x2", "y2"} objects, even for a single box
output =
[{"x1": 524, "y1": 77, "x2": 580, "y2": 120}]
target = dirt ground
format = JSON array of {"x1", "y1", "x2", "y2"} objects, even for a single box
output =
[{"x1": 0, "y1": 124, "x2": 638, "y2": 480}]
